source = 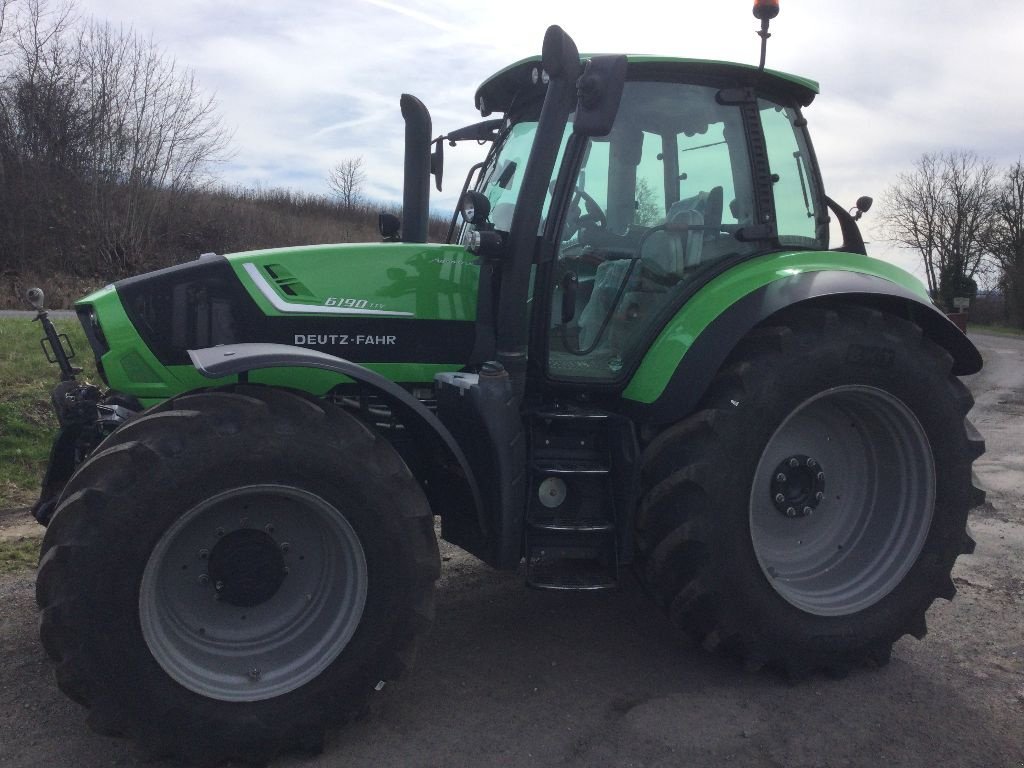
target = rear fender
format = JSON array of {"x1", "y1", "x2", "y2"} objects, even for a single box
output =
[
  {"x1": 623, "y1": 269, "x2": 982, "y2": 425},
  {"x1": 189, "y1": 343, "x2": 484, "y2": 533}
]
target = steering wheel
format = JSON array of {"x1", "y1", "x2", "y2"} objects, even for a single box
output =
[{"x1": 571, "y1": 186, "x2": 607, "y2": 230}]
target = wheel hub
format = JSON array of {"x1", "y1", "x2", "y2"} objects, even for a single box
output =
[
  {"x1": 140, "y1": 484, "x2": 368, "y2": 702},
  {"x1": 207, "y1": 529, "x2": 287, "y2": 607},
  {"x1": 769, "y1": 454, "x2": 825, "y2": 518}
]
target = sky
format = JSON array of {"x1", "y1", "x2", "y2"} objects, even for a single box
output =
[{"x1": 75, "y1": 0, "x2": 1024, "y2": 279}]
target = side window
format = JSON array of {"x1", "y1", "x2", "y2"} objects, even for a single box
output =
[
  {"x1": 678, "y1": 123, "x2": 737, "y2": 225},
  {"x1": 759, "y1": 103, "x2": 823, "y2": 248},
  {"x1": 635, "y1": 132, "x2": 666, "y2": 226}
]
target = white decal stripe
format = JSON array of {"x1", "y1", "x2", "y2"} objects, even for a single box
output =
[{"x1": 243, "y1": 262, "x2": 414, "y2": 317}]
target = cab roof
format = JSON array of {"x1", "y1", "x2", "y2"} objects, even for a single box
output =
[{"x1": 475, "y1": 55, "x2": 819, "y2": 116}]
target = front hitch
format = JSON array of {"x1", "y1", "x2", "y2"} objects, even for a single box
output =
[
  {"x1": 26, "y1": 288, "x2": 136, "y2": 524},
  {"x1": 26, "y1": 287, "x2": 81, "y2": 382}
]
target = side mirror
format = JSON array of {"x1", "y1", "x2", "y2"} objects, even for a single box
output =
[
  {"x1": 541, "y1": 25, "x2": 580, "y2": 81},
  {"x1": 852, "y1": 195, "x2": 873, "y2": 221},
  {"x1": 574, "y1": 55, "x2": 628, "y2": 137},
  {"x1": 458, "y1": 191, "x2": 491, "y2": 227},
  {"x1": 378, "y1": 212, "x2": 401, "y2": 241},
  {"x1": 430, "y1": 137, "x2": 444, "y2": 192}
]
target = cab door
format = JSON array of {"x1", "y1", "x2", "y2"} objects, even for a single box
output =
[{"x1": 542, "y1": 80, "x2": 759, "y2": 385}]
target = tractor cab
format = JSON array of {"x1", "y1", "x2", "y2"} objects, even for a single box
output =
[{"x1": 446, "y1": 47, "x2": 833, "y2": 390}]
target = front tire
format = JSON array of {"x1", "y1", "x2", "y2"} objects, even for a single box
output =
[
  {"x1": 37, "y1": 386, "x2": 439, "y2": 763},
  {"x1": 636, "y1": 304, "x2": 984, "y2": 675}
]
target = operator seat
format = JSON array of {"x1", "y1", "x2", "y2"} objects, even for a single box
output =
[{"x1": 656, "y1": 185, "x2": 724, "y2": 275}]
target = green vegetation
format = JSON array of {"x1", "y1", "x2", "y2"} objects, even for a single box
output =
[
  {"x1": 0, "y1": 537, "x2": 41, "y2": 574},
  {"x1": 0, "y1": 317, "x2": 96, "y2": 509}
]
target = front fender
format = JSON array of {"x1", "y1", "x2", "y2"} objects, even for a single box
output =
[
  {"x1": 189, "y1": 343, "x2": 484, "y2": 529},
  {"x1": 623, "y1": 262, "x2": 981, "y2": 425}
]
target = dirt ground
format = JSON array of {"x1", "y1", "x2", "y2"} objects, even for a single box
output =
[{"x1": 1, "y1": 332, "x2": 1022, "y2": 768}]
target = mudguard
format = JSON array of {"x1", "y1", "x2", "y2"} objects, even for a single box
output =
[
  {"x1": 623, "y1": 270, "x2": 983, "y2": 425},
  {"x1": 189, "y1": 343, "x2": 484, "y2": 529}
]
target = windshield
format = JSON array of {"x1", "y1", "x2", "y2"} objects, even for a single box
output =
[
  {"x1": 479, "y1": 121, "x2": 536, "y2": 231},
  {"x1": 457, "y1": 119, "x2": 571, "y2": 245}
]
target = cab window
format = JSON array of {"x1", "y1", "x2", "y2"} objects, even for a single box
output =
[
  {"x1": 547, "y1": 81, "x2": 756, "y2": 382},
  {"x1": 759, "y1": 101, "x2": 825, "y2": 248}
]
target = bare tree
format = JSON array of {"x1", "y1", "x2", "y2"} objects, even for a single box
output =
[
  {"x1": 327, "y1": 156, "x2": 365, "y2": 209},
  {"x1": 75, "y1": 21, "x2": 231, "y2": 271},
  {"x1": 882, "y1": 150, "x2": 996, "y2": 309},
  {"x1": 0, "y1": 0, "x2": 82, "y2": 272},
  {"x1": 987, "y1": 160, "x2": 1024, "y2": 325},
  {"x1": 0, "y1": 0, "x2": 16, "y2": 54},
  {"x1": 634, "y1": 178, "x2": 662, "y2": 226},
  {"x1": 0, "y1": 0, "x2": 231, "y2": 275}
]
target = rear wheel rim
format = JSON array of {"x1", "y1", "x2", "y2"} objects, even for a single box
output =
[
  {"x1": 140, "y1": 484, "x2": 367, "y2": 702},
  {"x1": 749, "y1": 385, "x2": 935, "y2": 617}
]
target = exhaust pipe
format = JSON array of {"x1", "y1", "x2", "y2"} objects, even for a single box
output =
[{"x1": 400, "y1": 94, "x2": 431, "y2": 243}]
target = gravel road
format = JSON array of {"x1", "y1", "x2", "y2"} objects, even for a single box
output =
[{"x1": 1, "y1": 332, "x2": 1021, "y2": 768}]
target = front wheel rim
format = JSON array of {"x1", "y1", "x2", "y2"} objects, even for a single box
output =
[
  {"x1": 140, "y1": 484, "x2": 368, "y2": 702},
  {"x1": 749, "y1": 385, "x2": 936, "y2": 617}
]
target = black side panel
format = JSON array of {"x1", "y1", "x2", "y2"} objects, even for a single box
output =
[
  {"x1": 625, "y1": 271, "x2": 983, "y2": 426},
  {"x1": 117, "y1": 257, "x2": 263, "y2": 366},
  {"x1": 435, "y1": 370, "x2": 526, "y2": 570},
  {"x1": 116, "y1": 257, "x2": 475, "y2": 370}
]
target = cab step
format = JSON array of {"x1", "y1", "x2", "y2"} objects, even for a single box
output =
[{"x1": 524, "y1": 406, "x2": 636, "y2": 591}]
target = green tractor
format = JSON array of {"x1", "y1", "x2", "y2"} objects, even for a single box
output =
[{"x1": 30, "y1": 8, "x2": 983, "y2": 764}]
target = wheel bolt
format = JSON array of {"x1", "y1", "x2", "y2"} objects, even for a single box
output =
[
  {"x1": 806, "y1": 458, "x2": 817, "y2": 468},
  {"x1": 815, "y1": 491, "x2": 825, "y2": 502},
  {"x1": 776, "y1": 473, "x2": 787, "y2": 483},
  {"x1": 198, "y1": 548, "x2": 209, "y2": 559},
  {"x1": 817, "y1": 472, "x2": 825, "y2": 482},
  {"x1": 774, "y1": 493, "x2": 786, "y2": 504},
  {"x1": 198, "y1": 574, "x2": 210, "y2": 586},
  {"x1": 215, "y1": 527, "x2": 225, "y2": 537},
  {"x1": 788, "y1": 458, "x2": 799, "y2": 468},
  {"x1": 264, "y1": 524, "x2": 275, "y2": 534},
  {"x1": 786, "y1": 507, "x2": 797, "y2": 517},
  {"x1": 280, "y1": 542, "x2": 290, "y2": 553},
  {"x1": 803, "y1": 506, "x2": 813, "y2": 516},
  {"x1": 215, "y1": 580, "x2": 224, "y2": 592}
]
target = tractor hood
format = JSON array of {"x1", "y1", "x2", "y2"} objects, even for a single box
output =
[{"x1": 76, "y1": 242, "x2": 480, "y2": 396}]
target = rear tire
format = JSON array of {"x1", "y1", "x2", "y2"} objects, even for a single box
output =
[
  {"x1": 636, "y1": 304, "x2": 984, "y2": 675},
  {"x1": 37, "y1": 385, "x2": 439, "y2": 763}
]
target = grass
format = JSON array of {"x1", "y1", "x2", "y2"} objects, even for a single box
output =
[
  {"x1": 969, "y1": 323, "x2": 1024, "y2": 337},
  {"x1": 0, "y1": 536, "x2": 41, "y2": 574},
  {"x1": 0, "y1": 317, "x2": 97, "y2": 509}
]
